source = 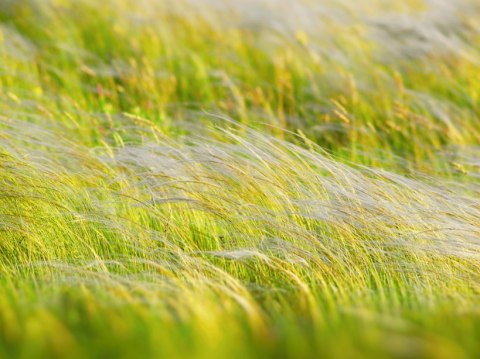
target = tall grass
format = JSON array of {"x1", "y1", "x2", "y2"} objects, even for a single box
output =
[{"x1": 0, "y1": 0, "x2": 480, "y2": 358}]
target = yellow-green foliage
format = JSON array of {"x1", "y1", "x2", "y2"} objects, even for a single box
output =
[{"x1": 0, "y1": 0, "x2": 480, "y2": 358}]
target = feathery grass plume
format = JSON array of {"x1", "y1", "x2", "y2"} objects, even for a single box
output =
[{"x1": 1, "y1": 117, "x2": 480, "y2": 357}]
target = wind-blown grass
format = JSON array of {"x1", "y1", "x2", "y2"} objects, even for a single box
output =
[{"x1": 0, "y1": 0, "x2": 480, "y2": 358}]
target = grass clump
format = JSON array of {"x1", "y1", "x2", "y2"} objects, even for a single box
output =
[{"x1": 1, "y1": 0, "x2": 480, "y2": 358}]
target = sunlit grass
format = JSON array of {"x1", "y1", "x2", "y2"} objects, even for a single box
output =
[{"x1": 1, "y1": 0, "x2": 480, "y2": 358}]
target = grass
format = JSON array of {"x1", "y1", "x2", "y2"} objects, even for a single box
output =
[{"x1": 1, "y1": 0, "x2": 480, "y2": 358}]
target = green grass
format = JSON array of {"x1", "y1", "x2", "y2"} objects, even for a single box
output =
[{"x1": 1, "y1": 0, "x2": 480, "y2": 358}]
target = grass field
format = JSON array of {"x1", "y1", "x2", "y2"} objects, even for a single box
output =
[{"x1": 1, "y1": 0, "x2": 480, "y2": 358}]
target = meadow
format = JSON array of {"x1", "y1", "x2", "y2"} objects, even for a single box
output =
[{"x1": 0, "y1": 0, "x2": 480, "y2": 357}]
